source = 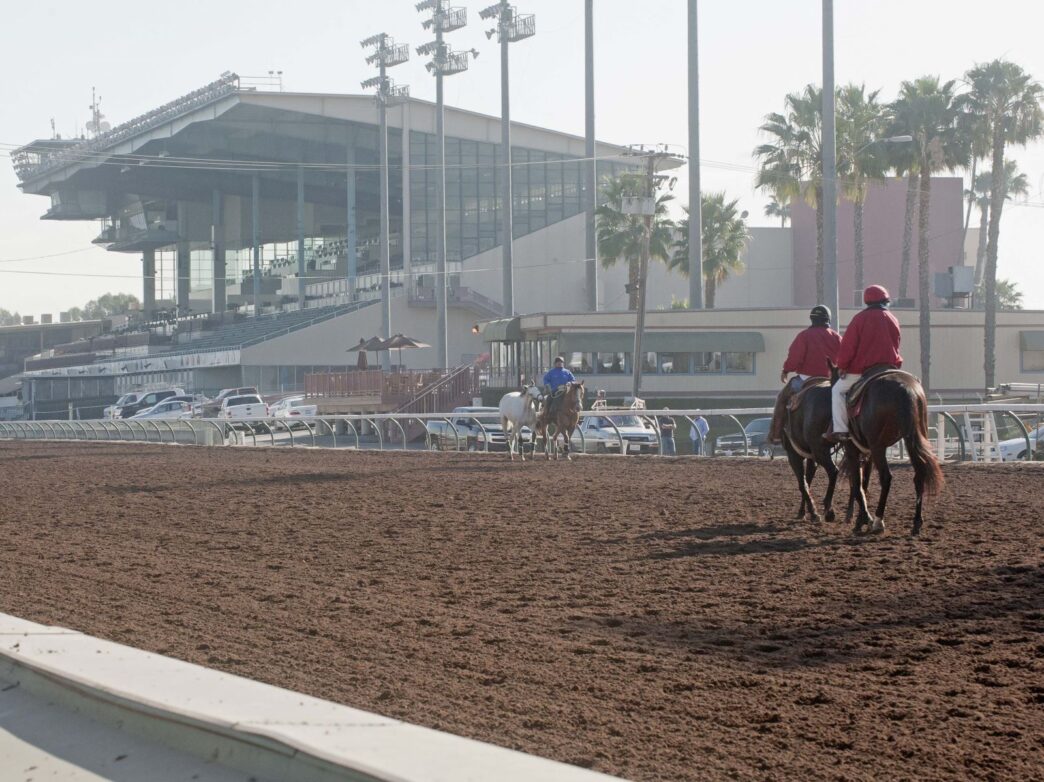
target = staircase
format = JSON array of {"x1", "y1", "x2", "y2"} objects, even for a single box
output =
[{"x1": 393, "y1": 364, "x2": 483, "y2": 441}]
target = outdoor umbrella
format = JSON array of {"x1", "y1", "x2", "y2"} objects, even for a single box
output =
[
  {"x1": 380, "y1": 333, "x2": 432, "y2": 368},
  {"x1": 347, "y1": 336, "x2": 385, "y2": 369}
]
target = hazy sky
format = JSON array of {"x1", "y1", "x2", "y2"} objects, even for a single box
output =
[{"x1": 2, "y1": 0, "x2": 1042, "y2": 315}]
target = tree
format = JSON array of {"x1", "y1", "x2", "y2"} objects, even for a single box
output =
[
  {"x1": 961, "y1": 59, "x2": 1044, "y2": 389},
  {"x1": 0, "y1": 309, "x2": 23, "y2": 327},
  {"x1": 672, "y1": 193, "x2": 750, "y2": 309},
  {"x1": 889, "y1": 76, "x2": 965, "y2": 393},
  {"x1": 837, "y1": 84, "x2": 890, "y2": 294},
  {"x1": 975, "y1": 277, "x2": 1023, "y2": 310},
  {"x1": 764, "y1": 195, "x2": 790, "y2": 227},
  {"x1": 596, "y1": 173, "x2": 676, "y2": 310},
  {"x1": 967, "y1": 161, "x2": 1029, "y2": 290},
  {"x1": 754, "y1": 85, "x2": 827, "y2": 301}
]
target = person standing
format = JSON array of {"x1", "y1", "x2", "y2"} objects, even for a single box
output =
[
  {"x1": 690, "y1": 414, "x2": 709, "y2": 456},
  {"x1": 770, "y1": 305, "x2": 842, "y2": 443},
  {"x1": 825, "y1": 285, "x2": 903, "y2": 445},
  {"x1": 658, "y1": 407, "x2": 677, "y2": 456}
]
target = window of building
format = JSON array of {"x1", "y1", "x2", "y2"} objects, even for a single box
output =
[
  {"x1": 724, "y1": 352, "x2": 755, "y2": 374},
  {"x1": 1023, "y1": 350, "x2": 1044, "y2": 372},
  {"x1": 693, "y1": 352, "x2": 721, "y2": 373},
  {"x1": 597, "y1": 352, "x2": 627, "y2": 374},
  {"x1": 658, "y1": 352, "x2": 691, "y2": 374}
]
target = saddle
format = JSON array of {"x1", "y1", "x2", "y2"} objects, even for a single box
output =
[
  {"x1": 846, "y1": 365, "x2": 914, "y2": 417},
  {"x1": 786, "y1": 376, "x2": 830, "y2": 412}
]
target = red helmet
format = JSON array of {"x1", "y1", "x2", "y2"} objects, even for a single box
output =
[{"x1": 863, "y1": 284, "x2": 890, "y2": 305}]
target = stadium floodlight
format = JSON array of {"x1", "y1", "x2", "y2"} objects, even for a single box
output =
[
  {"x1": 362, "y1": 33, "x2": 410, "y2": 370},
  {"x1": 416, "y1": 0, "x2": 478, "y2": 368}
]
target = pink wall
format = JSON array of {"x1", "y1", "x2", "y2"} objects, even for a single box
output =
[{"x1": 790, "y1": 177, "x2": 965, "y2": 308}]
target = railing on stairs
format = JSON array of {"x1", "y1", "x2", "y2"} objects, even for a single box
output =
[{"x1": 393, "y1": 364, "x2": 483, "y2": 441}]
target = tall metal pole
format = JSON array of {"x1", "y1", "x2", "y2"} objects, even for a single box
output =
[
  {"x1": 631, "y1": 153, "x2": 655, "y2": 401},
  {"x1": 821, "y1": 0, "x2": 839, "y2": 322},
  {"x1": 435, "y1": 40, "x2": 449, "y2": 369},
  {"x1": 500, "y1": 5, "x2": 514, "y2": 316},
  {"x1": 251, "y1": 173, "x2": 261, "y2": 316},
  {"x1": 584, "y1": 0, "x2": 598, "y2": 312},
  {"x1": 687, "y1": 0, "x2": 704, "y2": 309},
  {"x1": 296, "y1": 167, "x2": 306, "y2": 308},
  {"x1": 378, "y1": 52, "x2": 393, "y2": 370}
]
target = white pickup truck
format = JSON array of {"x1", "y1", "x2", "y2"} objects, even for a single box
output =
[{"x1": 220, "y1": 394, "x2": 269, "y2": 433}]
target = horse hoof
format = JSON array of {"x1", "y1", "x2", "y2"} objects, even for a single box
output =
[
  {"x1": 825, "y1": 509, "x2": 836, "y2": 523},
  {"x1": 806, "y1": 513, "x2": 821, "y2": 523},
  {"x1": 871, "y1": 517, "x2": 885, "y2": 534}
]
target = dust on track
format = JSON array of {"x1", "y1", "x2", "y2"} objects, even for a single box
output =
[{"x1": 1, "y1": 441, "x2": 1041, "y2": 781}]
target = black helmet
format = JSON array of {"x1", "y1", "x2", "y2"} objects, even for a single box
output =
[{"x1": 809, "y1": 304, "x2": 832, "y2": 322}]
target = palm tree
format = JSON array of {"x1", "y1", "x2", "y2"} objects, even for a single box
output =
[
  {"x1": 837, "y1": 84, "x2": 889, "y2": 294},
  {"x1": 967, "y1": 161, "x2": 1029, "y2": 290},
  {"x1": 764, "y1": 195, "x2": 790, "y2": 227},
  {"x1": 596, "y1": 173, "x2": 676, "y2": 310},
  {"x1": 673, "y1": 193, "x2": 750, "y2": 309},
  {"x1": 889, "y1": 77, "x2": 965, "y2": 393},
  {"x1": 754, "y1": 85, "x2": 825, "y2": 301},
  {"x1": 955, "y1": 99, "x2": 992, "y2": 266},
  {"x1": 961, "y1": 60, "x2": 1044, "y2": 388}
]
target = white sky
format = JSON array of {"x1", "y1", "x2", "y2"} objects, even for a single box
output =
[{"x1": 1, "y1": 0, "x2": 1042, "y2": 314}]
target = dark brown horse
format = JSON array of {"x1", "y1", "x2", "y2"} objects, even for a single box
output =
[
  {"x1": 830, "y1": 363, "x2": 943, "y2": 536},
  {"x1": 781, "y1": 378, "x2": 841, "y2": 523},
  {"x1": 537, "y1": 380, "x2": 585, "y2": 460}
]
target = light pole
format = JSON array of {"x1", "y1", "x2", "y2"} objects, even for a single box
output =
[
  {"x1": 417, "y1": 0, "x2": 477, "y2": 369},
  {"x1": 362, "y1": 34, "x2": 410, "y2": 371},
  {"x1": 687, "y1": 0, "x2": 704, "y2": 310},
  {"x1": 855, "y1": 134, "x2": 913, "y2": 156},
  {"x1": 480, "y1": 2, "x2": 536, "y2": 318},
  {"x1": 584, "y1": 0, "x2": 597, "y2": 312},
  {"x1": 821, "y1": 0, "x2": 838, "y2": 324}
]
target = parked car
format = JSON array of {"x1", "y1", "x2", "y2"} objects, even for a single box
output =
[
  {"x1": 573, "y1": 413, "x2": 655, "y2": 454},
  {"x1": 201, "y1": 387, "x2": 260, "y2": 417},
  {"x1": 714, "y1": 417, "x2": 782, "y2": 457},
  {"x1": 118, "y1": 388, "x2": 186, "y2": 418},
  {"x1": 130, "y1": 397, "x2": 194, "y2": 420},
  {"x1": 269, "y1": 395, "x2": 319, "y2": 427},
  {"x1": 105, "y1": 392, "x2": 140, "y2": 419},
  {"x1": 998, "y1": 423, "x2": 1044, "y2": 462},
  {"x1": 425, "y1": 406, "x2": 515, "y2": 451},
  {"x1": 221, "y1": 394, "x2": 269, "y2": 432}
]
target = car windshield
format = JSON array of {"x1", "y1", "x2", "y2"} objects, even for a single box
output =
[
  {"x1": 289, "y1": 399, "x2": 309, "y2": 407},
  {"x1": 227, "y1": 396, "x2": 262, "y2": 406},
  {"x1": 116, "y1": 394, "x2": 137, "y2": 405},
  {"x1": 606, "y1": 415, "x2": 643, "y2": 427},
  {"x1": 746, "y1": 419, "x2": 771, "y2": 433}
]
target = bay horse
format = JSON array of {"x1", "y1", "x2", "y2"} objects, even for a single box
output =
[
  {"x1": 780, "y1": 378, "x2": 841, "y2": 523},
  {"x1": 829, "y1": 362, "x2": 943, "y2": 536},
  {"x1": 537, "y1": 380, "x2": 585, "y2": 460},
  {"x1": 498, "y1": 383, "x2": 542, "y2": 461}
]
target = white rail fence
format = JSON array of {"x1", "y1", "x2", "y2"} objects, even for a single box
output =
[{"x1": 2, "y1": 404, "x2": 1042, "y2": 463}]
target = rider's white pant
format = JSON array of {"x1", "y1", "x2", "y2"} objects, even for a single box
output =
[{"x1": 831, "y1": 373, "x2": 861, "y2": 433}]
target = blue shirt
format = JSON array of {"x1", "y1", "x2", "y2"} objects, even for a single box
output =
[{"x1": 543, "y1": 366, "x2": 576, "y2": 392}]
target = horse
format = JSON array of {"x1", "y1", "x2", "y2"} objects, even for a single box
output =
[
  {"x1": 498, "y1": 383, "x2": 542, "y2": 461},
  {"x1": 780, "y1": 378, "x2": 841, "y2": 523},
  {"x1": 829, "y1": 362, "x2": 944, "y2": 536},
  {"x1": 537, "y1": 380, "x2": 585, "y2": 460}
]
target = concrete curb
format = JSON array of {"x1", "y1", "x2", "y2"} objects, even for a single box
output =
[{"x1": 0, "y1": 614, "x2": 624, "y2": 782}]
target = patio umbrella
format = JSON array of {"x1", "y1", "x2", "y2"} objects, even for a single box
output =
[
  {"x1": 347, "y1": 336, "x2": 385, "y2": 369},
  {"x1": 380, "y1": 333, "x2": 432, "y2": 368}
]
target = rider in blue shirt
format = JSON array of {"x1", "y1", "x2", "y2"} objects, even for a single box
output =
[{"x1": 541, "y1": 356, "x2": 576, "y2": 417}]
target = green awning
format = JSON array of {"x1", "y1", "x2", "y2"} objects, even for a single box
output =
[
  {"x1": 558, "y1": 331, "x2": 765, "y2": 354},
  {"x1": 482, "y1": 317, "x2": 522, "y2": 342},
  {"x1": 1019, "y1": 331, "x2": 1044, "y2": 351}
]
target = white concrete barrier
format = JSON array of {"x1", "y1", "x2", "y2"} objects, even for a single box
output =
[{"x1": 0, "y1": 613, "x2": 624, "y2": 782}]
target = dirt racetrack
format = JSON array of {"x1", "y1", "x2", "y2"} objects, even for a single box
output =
[{"x1": 0, "y1": 441, "x2": 1041, "y2": 781}]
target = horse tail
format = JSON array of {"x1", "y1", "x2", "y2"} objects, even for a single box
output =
[{"x1": 904, "y1": 385, "x2": 944, "y2": 498}]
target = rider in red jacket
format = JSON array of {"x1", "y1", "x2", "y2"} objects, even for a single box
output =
[
  {"x1": 825, "y1": 285, "x2": 903, "y2": 444},
  {"x1": 770, "y1": 305, "x2": 841, "y2": 443}
]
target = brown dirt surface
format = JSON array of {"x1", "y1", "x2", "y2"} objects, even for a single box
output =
[{"x1": 1, "y1": 441, "x2": 1042, "y2": 781}]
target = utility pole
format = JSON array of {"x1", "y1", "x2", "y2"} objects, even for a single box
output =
[
  {"x1": 584, "y1": 0, "x2": 598, "y2": 311},
  {"x1": 417, "y1": 1, "x2": 478, "y2": 369},
  {"x1": 626, "y1": 146, "x2": 672, "y2": 401},
  {"x1": 480, "y1": 2, "x2": 536, "y2": 318},
  {"x1": 687, "y1": 0, "x2": 704, "y2": 309},
  {"x1": 821, "y1": 0, "x2": 839, "y2": 323},
  {"x1": 362, "y1": 33, "x2": 410, "y2": 370}
]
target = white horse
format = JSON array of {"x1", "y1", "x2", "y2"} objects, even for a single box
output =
[{"x1": 499, "y1": 384, "x2": 542, "y2": 461}]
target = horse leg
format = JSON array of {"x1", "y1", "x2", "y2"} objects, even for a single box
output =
[
  {"x1": 847, "y1": 445, "x2": 872, "y2": 534},
  {"x1": 786, "y1": 448, "x2": 817, "y2": 522},
  {"x1": 819, "y1": 450, "x2": 839, "y2": 523},
  {"x1": 804, "y1": 459, "x2": 821, "y2": 521},
  {"x1": 870, "y1": 447, "x2": 891, "y2": 534},
  {"x1": 906, "y1": 434, "x2": 926, "y2": 536},
  {"x1": 564, "y1": 427, "x2": 573, "y2": 461}
]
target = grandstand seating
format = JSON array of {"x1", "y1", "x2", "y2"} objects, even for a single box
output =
[{"x1": 161, "y1": 300, "x2": 376, "y2": 355}]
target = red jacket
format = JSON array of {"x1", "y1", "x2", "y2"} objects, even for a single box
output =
[
  {"x1": 836, "y1": 306, "x2": 903, "y2": 374},
  {"x1": 783, "y1": 325, "x2": 842, "y2": 377}
]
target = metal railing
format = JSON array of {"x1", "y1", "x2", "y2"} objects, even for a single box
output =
[{"x1": 2, "y1": 404, "x2": 1040, "y2": 462}]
